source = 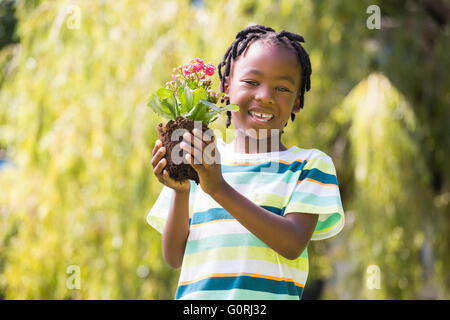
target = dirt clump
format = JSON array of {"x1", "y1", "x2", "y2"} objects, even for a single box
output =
[{"x1": 157, "y1": 116, "x2": 209, "y2": 185}]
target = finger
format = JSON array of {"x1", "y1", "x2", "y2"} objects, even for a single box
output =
[
  {"x1": 161, "y1": 169, "x2": 175, "y2": 183},
  {"x1": 183, "y1": 131, "x2": 205, "y2": 152},
  {"x1": 180, "y1": 142, "x2": 201, "y2": 165},
  {"x1": 152, "y1": 143, "x2": 158, "y2": 156},
  {"x1": 192, "y1": 134, "x2": 207, "y2": 155},
  {"x1": 202, "y1": 141, "x2": 218, "y2": 165},
  {"x1": 180, "y1": 139, "x2": 202, "y2": 165},
  {"x1": 162, "y1": 169, "x2": 170, "y2": 179},
  {"x1": 152, "y1": 140, "x2": 161, "y2": 156},
  {"x1": 185, "y1": 153, "x2": 200, "y2": 171},
  {"x1": 153, "y1": 158, "x2": 166, "y2": 176},
  {"x1": 151, "y1": 146, "x2": 166, "y2": 167},
  {"x1": 193, "y1": 128, "x2": 215, "y2": 145},
  {"x1": 151, "y1": 146, "x2": 164, "y2": 167},
  {"x1": 191, "y1": 129, "x2": 208, "y2": 147},
  {"x1": 192, "y1": 128, "x2": 209, "y2": 148}
]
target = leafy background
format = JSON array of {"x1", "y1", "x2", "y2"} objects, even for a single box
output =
[{"x1": 0, "y1": 0, "x2": 448, "y2": 299}]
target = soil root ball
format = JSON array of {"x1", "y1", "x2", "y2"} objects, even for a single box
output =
[{"x1": 157, "y1": 116, "x2": 209, "y2": 185}]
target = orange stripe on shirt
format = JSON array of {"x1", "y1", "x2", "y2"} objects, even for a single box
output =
[
  {"x1": 298, "y1": 177, "x2": 338, "y2": 187},
  {"x1": 229, "y1": 158, "x2": 309, "y2": 166},
  {"x1": 179, "y1": 272, "x2": 305, "y2": 288}
]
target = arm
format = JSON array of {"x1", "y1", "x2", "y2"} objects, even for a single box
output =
[
  {"x1": 151, "y1": 139, "x2": 191, "y2": 269},
  {"x1": 211, "y1": 182, "x2": 318, "y2": 260},
  {"x1": 179, "y1": 130, "x2": 318, "y2": 260},
  {"x1": 161, "y1": 189, "x2": 190, "y2": 269}
]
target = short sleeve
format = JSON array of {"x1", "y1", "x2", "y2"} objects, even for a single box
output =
[
  {"x1": 284, "y1": 153, "x2": 345, "y2": 241},
  {"x1": 146, "y1": 180, "x2": 198, "y2": 234}
]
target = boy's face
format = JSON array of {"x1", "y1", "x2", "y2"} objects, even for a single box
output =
[{"x1": 224, "y1": 40, "x2": 302, "y2": 139}]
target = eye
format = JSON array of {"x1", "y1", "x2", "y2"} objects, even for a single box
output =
[
  {"x1": 243, "y1": 80, "x2": 258, "y2": 86},
  {"x1": 277, "y1": 87, "x2": 290, "y2": 92}
]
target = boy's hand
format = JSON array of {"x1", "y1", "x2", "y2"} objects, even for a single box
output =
[
  {"x1": 180, "y1": 128, "x2": 226, "y2": 196},
  {"x1": 152, "y1": 139, "x2": 190, "y2": 193}
]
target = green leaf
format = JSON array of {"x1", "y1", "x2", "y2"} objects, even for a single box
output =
[
  {"x1": 202, "y1": 111, "x2": 219, "y2": 124},
  {"x1": 178, "y1": 84, "x2": 193, "y2": 114},
  {"x1": 186, "y1": 101, "x2": 208, "y2": 122},
  {"x1": 202, "y1": 103, "x2": 240, "y2": 124},
  {"x1": 187, "y1": 80, "x2": 197, "y2": 90},
  {"x1": 193, "y1": 88, "x2": 207, "y2": 109},
  {"x1": 200, "y1": 100, "x2": 240, "y2": 115},
  {"x1": 151, "y1": 87, "x2": 179, "y2": 118},
  {"x1": 156, "y1": 88, "x2": 174, "y2": 100},
  {"x1": 185, "y1": 100, "x2": 240, "y2": 124},
  {"x1": 177, "y1": 86, "x2": 185, "y2": 111},
  {"x1": 147, "y1": 94, "x2": 176, "y2": 120},
  {"x1": 174, "y1": 94, "x2": 182, "y2": 115},
  {"x1": 161, "y1": 95, "x2": 178, "y2": 118},
  {"x1": 195, "y1": 102, "x2": 208, "y2": 122},
  {"x1": 199, "y1": 99, "x2": 221, "y2": 112},
  {"x1": 220, "y1": 103, "x2": 240, "y2": 112}
]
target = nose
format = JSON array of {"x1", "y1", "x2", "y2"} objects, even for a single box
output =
[{"x1": 254, "y1": 84, "x2": 275, "y2": 105}]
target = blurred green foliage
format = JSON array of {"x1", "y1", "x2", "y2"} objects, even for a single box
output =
[{"x1": 0, "y1": 0, "x2": 448, "y2": 299}]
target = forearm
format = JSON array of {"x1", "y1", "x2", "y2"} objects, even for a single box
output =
[
  {"x1": 162, "y1": 190, "x2": 190, "y2": 268},
  {"x1": 211, "y1": 182, "x2": 308, "y2": 260}
]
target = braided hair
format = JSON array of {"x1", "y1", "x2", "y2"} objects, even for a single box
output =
[{"x1": 218, "y1": 25, "x2": 312, "y2": 128}]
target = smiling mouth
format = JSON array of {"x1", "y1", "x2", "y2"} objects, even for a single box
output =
[{"x1": 248, "y1": 111, "x2": 275, "y2": 123}]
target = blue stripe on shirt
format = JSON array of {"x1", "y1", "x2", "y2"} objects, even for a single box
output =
[
  {"x1": 222, "y1": 160, "x2": 307, "y2": 174},
  {"x1": 175, "y1": 274, "x2": 304, "y2": 299},
  {"x1": 191, "y1": 206, "x2": 284, "y2": 226},
  {"x1": 299, "y1": 168, "x2": 338, "y2": 185}
]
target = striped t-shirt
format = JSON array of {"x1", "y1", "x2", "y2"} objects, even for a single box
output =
[{"x1": 147, "y1": 138, "x2": 345, "y2": 299}]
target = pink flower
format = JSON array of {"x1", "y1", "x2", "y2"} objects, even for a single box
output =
[
  {"x1": 192, "y1": 63, "x2": 203, "y2": 72},
  {"x1": 183, "y1": 64, "x2": 192, "y2": 76},
  {"x1": 194, "y1": 58, "x2": 204, "y2": 67},
  {"x1": 205, "y1": 63, "x2": 215, "y2": 76},
  {"x1": 190, "y1": 58, "x2": 204, "y2": 72},
  {"x1": 172, "y1": 74, "x2": 178, "y2": 81}
]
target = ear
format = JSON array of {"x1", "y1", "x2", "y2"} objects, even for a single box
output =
[
  {"x1": 292, "y1": 94, "x2": 301, "y2": 114},
  {"x1": 223, "y1": 76, "x2": 230, "y2": 94}
]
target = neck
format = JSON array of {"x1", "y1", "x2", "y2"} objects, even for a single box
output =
[{"x1": 232, "y1": 129, "x2": 287, "y2": 154}]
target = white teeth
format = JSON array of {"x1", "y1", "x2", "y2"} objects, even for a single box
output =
[{"x1": 250, "y1": 111, "x2": 274, "y2": 121}]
